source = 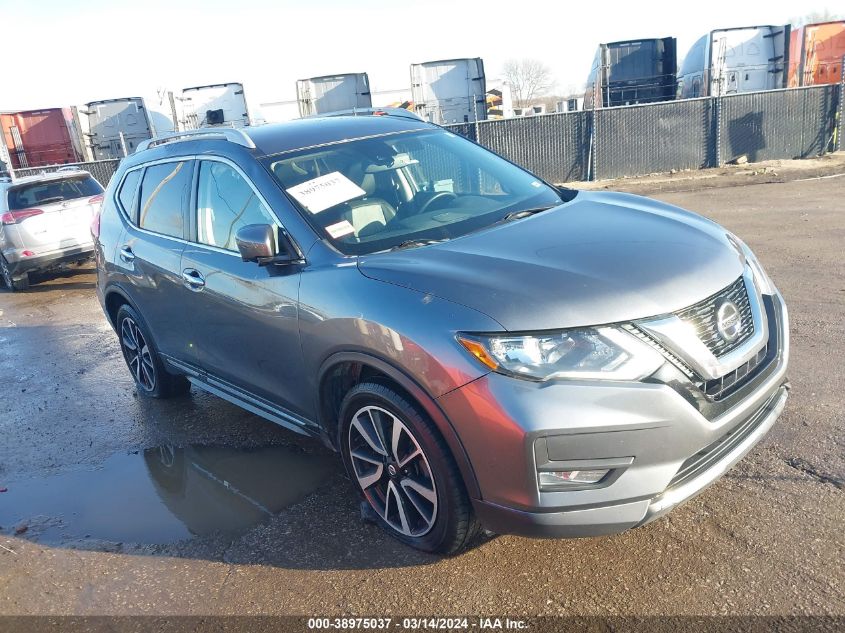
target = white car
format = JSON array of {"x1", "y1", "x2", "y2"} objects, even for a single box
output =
[{"x1": 0, "y1": 169, "x2": 103, "y2": 290}]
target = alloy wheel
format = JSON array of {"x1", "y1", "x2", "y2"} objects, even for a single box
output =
[
  {"x1": 120, "y1": 317, "x2": 156, "y2": 391},
  {"x1": 348, "y1": 405, "x2": 438, "y2": 537}
]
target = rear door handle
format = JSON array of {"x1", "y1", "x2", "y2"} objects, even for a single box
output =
[
  {"x1": 182, "y1": 268, "x2": 205, "y2": 289},
  {"x1": 119, "y1": 246, "x2": 135, "y2": 262}
]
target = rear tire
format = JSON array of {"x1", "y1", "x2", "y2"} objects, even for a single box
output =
[
  {"x1": 339, "y1": 382, "x2": 481, "y2": 555},
  {"x1": 1, "y1": 256, "x2": 29, "y2": 291},
  {"x1": 115, "y1": 304, "x2": 190, "y2": 399}
]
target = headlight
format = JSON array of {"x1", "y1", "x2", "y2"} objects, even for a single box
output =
[
  {"x1": 726, "y1": 232, "x2": 775, "y2": 295},
  {"x1": 457, "y1": 327, "x2": 664, "y2": 382}
]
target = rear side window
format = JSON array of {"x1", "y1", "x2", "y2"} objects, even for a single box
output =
[
  {"x1": 117, "y1": 169, "x2": 142, "y2": 221},
  {"x1": 7, "y1": 175, "x2": 103, "y2": 210},
  {"x1": 138, "y1": 161, "x2": 191, "y2": 238}
]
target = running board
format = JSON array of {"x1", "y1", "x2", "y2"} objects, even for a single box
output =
[{"x1": 163, "y1": 355, "x2": 317, "y2": 437}]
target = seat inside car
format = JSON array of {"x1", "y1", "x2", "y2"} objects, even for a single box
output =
[{"x1": 341, "y1": 163, "x2": 397, "y2": 238}]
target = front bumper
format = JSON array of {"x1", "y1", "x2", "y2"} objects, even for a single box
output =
[{"x1": 437, "y1": 292, "x2": 789, "y2": 538}]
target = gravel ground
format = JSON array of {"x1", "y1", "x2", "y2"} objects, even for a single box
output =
[{"x1": 0, "y1": 169, "x2": 843, "y2": 617}]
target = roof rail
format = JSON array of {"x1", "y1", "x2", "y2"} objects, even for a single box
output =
[
  {"x1": 313, "y1": 107, "x2": 424, "y2": 122},
  {"x1": 137, "y1": 128, "x2": 256, "y2": 152}
]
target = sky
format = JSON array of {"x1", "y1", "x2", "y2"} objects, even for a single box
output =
[{"x1": 0, "y1": 0, "x2": 840, "y2": 117}]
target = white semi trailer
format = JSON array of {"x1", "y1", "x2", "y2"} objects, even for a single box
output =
[
  {"x1": 180, "y1": 83, "x2": 250, "y2": 129},
  {"x1": 410, "y1": 58, "x2": 487, "y2": 125},
  {"x1": 678, "y1": 25, "x2": 790, "y2": 98},
  {"x1": 296, "y1": 73, "x2": 372, "y2": 117},
  {"x1": 83, "y1": 97, "x2": 154, "y2": 160}
]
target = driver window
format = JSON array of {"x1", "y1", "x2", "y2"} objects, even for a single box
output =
[{"x1": 196, "y1": 161, "x2": 275, "y2": 251}]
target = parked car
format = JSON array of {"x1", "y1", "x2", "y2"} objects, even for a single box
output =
[
  {"x1": 1, "y1": 170, "x2": 103, "y2": 290},
  {"x1": 94, "y1": 116, "x2": 789, "y2": 554}
]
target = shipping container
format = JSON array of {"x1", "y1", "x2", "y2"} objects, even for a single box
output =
[
  {"x1": 1, "y1": 108, "x2": 82, "y2": 169},
  {"x1": 180, "y1": 83, "x2": 250, "y2": 129},
  {"x1": 296, "y1": 73, "x2": 372, "y2": 117},
  {"x1": 584, "y1": 37, "x2": 677, "y2": 108},
  {"x1": 84, "y1": 97, "x2": 154, "y2": 160},
  {"x1": 677, "y1": 25, "x2": 790, "y2": 98},
  {"x1": 788, "y1": 21, "x2": 845, "y2": 87},
  {"x1": 410, "y1": 58, "x2": 487, "y2": 124}
]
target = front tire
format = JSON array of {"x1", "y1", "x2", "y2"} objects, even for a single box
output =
[
  {"x1": 115, "y1": 304, "x2": 190, "y2": 399},
  {"x1": 339, "y1": 382, "x2": 480, "y2": 554}
]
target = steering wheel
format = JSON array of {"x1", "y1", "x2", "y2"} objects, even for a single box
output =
[{"x1": 417, "y1": 191, "x2": 458, "y2": 215}]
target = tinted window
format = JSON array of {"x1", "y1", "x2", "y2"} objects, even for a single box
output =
[
  {"x1": 138, "y1": 161, "x2": 191, "y2": 238},
  {"x1": 117, "y1": 169, "x2": 141, "y2": 221},
  {"x1": 196, "y1": 161, "x2": 275, "y2": 251},
  {"x1": 7, "y1": 175, "x2": 103, "y2": 210}
]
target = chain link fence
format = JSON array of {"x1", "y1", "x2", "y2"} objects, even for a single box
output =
[
  {"x1": 595, "y1": 97, "x2": 716, "y2": 179},
  {"x1": 446, "y1": 84, "x2": 843, "y2": 183},
  {"x1": 837, "y1": 67, "x2": 845, "y2": 152},
  {"x1": 11, "y1": 159, "x2": 121, "y2": 188},
  {"x1": 719, "y1": 85, "x2": 839, "y2": 163}
]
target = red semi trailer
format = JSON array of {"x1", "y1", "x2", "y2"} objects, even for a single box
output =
[
  {"x1": 1, "y1": 108, "x2": 82, "y2": 169},
  {"x1": 788, "y1": 21, "x2": 845, "y2": 87}
]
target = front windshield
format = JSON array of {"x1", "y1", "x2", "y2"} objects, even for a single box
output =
[{"x1": 264, "y1": 128, "x2": 571, "y2": 255}]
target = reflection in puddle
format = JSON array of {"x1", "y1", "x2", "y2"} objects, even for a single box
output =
[{"x1": 0, "y1": 445, "x2": 337, "y2": 544}]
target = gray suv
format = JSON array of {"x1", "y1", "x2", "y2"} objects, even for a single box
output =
[{"x1": 94, "y1": 116, "x2": 789, "y2": 554}]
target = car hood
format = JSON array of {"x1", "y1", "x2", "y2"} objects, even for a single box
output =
[{"x1": 357, "y1": 191, "x2": 746, "y2": 331}]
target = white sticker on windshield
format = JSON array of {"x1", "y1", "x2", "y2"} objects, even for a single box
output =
[
  {"x1": 285, "y1": 171, "x2": 366, "y2": 214},
  {"x1": 530, "y1": 180, "x2": 542, "y2": 187},
  {"x1": 325, "y1": 220, "x2": 355, "y2": 239}
]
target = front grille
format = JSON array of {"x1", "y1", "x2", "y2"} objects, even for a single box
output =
[
  {"x1": 623, "y1": 324, "x2": 696, "y2": 379},
  {"x1": 667, "y1": 390, "x2": 776, "y2": 489},
  {"x1": 700, "y1": 344, "x2": 769, "y2": 400},
  {"x1": 630, "y1": 275, "x2": 772, "y2": 403},
  {"x1": 675, "y1": 276, "x2": 754, "y2": 357}
]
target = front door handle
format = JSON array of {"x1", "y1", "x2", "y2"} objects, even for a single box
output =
[
  {"x1": 182, "y1": 268, "x2": 205, "y2": 289},
  {"x1": 119, "y1": 246, "x2": 135, "y2": 262}
]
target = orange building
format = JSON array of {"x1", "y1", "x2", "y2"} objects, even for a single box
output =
[{"x1": 788, "y1": 21, "x2": 845, "y2": 87}]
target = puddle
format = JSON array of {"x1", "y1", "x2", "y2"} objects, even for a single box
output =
[{"x1": 0, "y1": 445, "x2": 337, "y2": 545}]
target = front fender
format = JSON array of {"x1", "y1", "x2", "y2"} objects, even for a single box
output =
[{"x1": 316, "y1": 349, "x2": 484, "y2": 500}]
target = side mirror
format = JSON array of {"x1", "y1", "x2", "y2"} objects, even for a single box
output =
[{"x1": 235, "y1": 224, "x2": 302, "y2": 266}]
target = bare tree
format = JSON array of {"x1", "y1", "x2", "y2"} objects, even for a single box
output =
[
  {"x1": 790, "y1": 9, "x2": 844, "y2": 26},
  {"x1": 502, "y1": 58, "x2": 555, "y2": 107}
]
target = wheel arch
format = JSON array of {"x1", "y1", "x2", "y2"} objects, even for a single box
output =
[
  {"x1": 103, "y1": 284, "x2": 135, "y2": 328},
  {"x1": 316, "y1": 350, "x2": 481, "y2": 500}
]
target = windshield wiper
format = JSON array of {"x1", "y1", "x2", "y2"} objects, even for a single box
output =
[
  {"x1": 496, "y1": 205, "x2": 558, "y2": 225},
  {"x1": 38, "y1": 196, "x2": 65, "y2": 205},
  {"x1": 389, "y1": 239, "x2": 444, "y2": 251}
]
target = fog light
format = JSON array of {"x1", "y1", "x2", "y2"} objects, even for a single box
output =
[{"x1": 539, "y1": 469, "x2": 609, "y2": 489}]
